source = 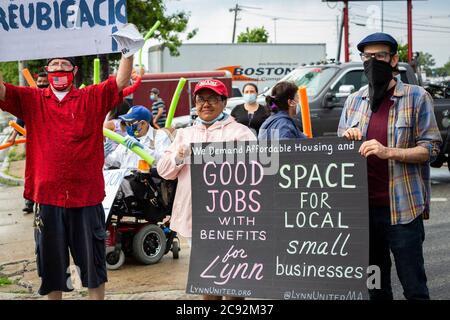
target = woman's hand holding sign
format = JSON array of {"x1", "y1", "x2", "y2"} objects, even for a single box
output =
[{"x1": 175, "y1": 144, "x2": 191, "y2": 165}]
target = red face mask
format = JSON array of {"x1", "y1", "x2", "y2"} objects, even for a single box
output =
[{"x1": 47, "y1": 71, "x2": 74, "y2": 91}]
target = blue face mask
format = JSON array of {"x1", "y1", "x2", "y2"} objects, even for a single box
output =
[
  {"x1": 243, "y1": 93, "x2": 257, "y2": 104},
  {"x1": 198, "y1": 112, "x2": 226, "y2": 125},
  {"x1": 296, "y1": 103, "x2": 301, "y2": 115},
  {"x1": 150, "y1": 94, "x2": 156, "y2": 101},
  {"x1": 126, "y1": 122, "x2": 139, "y2": 137}
]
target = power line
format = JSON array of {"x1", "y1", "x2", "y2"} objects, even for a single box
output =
[
  {"x1": 352, "y1": 13, "x2": 450, "y2": 30},
  {"x1": 351, "y1": 20, "x2": 450, "y2": 34},
  {"x1": 241, "y1": 9, "x2": 335, "y2": 22},
  {"x1": 414, "y1": 14, "x2": 450, "y2": 21}
]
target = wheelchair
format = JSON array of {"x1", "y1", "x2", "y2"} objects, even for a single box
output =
[{"x1": 104, "y1": 169, "x2": 180, "y2": 270}]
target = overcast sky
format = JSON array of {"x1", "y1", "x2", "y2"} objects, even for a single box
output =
[{"x1": 163, "y1": 0, "x2": 450, "y2": 67}]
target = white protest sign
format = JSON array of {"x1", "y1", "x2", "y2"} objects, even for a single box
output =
[
  {"x1": 103, "y1": 169, "x2": 127, "y2": 222},
  {"x1": 0, "y1": 0, "x2": 127, "y2": 62}
]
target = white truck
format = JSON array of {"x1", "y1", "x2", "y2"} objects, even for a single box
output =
[{"x1": 147, "y1": 43, "x2": 326, "y2": 94}]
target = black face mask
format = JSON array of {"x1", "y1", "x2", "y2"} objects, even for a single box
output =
[
  {"x1": 363, "y1": 59, "x2": 394, "y2": 113},
  {"x1": 37, "y1": 84, "x2": 49, "y2": 89}
]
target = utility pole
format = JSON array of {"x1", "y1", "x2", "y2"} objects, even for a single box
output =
[
  {"x1": 336, "y1": 15, "x2": 339, "y2": 41},
  {"x1": 343, "y1": 0, "x2": 349, "y2": 62},
  {"x1": 407, "y1": 0, "x2": 413, "y2": 63},
  {"x1": 337, "y1": 11, "x2": 344, "y2": 62},
  {"x1": 229, "y1": 4, "x2": 261, "y2": 43},
  {"x1": 273, "y1": 18, "x2": 278, "y2": 43},
  {"x1": 18, "y1": 61, "x2": 25, "y2": 86},
  {"x1": 229, "y1": 4, "x2": 241, "y2": 43}
]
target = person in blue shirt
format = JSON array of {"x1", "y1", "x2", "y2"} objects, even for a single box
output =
[{"x1": 258, "y1": 81, "x2": 306, "y2": 140}]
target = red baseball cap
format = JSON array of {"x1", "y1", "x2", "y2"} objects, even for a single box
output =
[{"x1": 193, "y1": 79, "x2": 228, "y2": 98}]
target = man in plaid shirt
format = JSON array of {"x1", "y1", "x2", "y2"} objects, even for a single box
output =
[{"x1": 338, "y1": 32, "x2": 442, "y2": 300}]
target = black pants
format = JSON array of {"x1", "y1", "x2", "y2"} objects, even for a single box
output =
[
  {"x1": 34, "y1": 204, "x2": 108, "y2": 296},
  {"x1": 369, "y1": 207, "x2": 429, "y2": 300}
]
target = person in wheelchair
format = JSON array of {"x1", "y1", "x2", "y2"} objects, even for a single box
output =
[{"x1": 104, "y1": 105, "x2": 172, "y2": 219}]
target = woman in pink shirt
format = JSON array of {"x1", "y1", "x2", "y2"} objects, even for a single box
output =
[{"x1": 157, "y1": 79, "x2": 256, "y2": 300}]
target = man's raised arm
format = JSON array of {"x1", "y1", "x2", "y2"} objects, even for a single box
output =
[{"x1": 115, "y1": 55, "x2": 134, "y2": 92}]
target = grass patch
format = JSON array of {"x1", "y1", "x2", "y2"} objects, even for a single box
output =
[
  {"x1": 0, "y1": 277, "x2": 14, "y2": 286},
  {"x1": 4, "y1": 169, "x2": 22, "y2": 179},
  {"x1": 8, "y1": 145, "x2": 25, "y2": 162},
  {"x1": 10, "y1": 290, "x2": 29, "y2": 294},
  {"x1": 0, "y1": 175, "x2": 22, "y2": 186},
  {"x1": 80, "y1": 290, "x2": 88, "y2": 297}
]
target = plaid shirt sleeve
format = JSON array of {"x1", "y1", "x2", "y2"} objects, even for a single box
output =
[
  {"x1": 337, "y1": 93, "x2": 355, "y2": 137},
  {"x1": 414, "y1": 90, "x2": 442, "y2": 162}
]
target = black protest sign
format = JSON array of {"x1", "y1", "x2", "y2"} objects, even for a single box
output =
[{"x1": 187, "y1": 138, "x2": 369, "y2": 300}]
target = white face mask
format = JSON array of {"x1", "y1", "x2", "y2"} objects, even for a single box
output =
[
  {"x1": 198, "y1": 112, "x2": 226, "y2": 125},
  {"x1": 243, "y1": 93, "x2": 257, "y2": 104}
]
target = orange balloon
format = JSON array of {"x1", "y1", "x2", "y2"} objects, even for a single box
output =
[
  {"x1": 0, "y1": 138, "x2": 26, "y2": 151},
  {"x1": 298, "y1": 86, "x2": 313, "y2": 138}
]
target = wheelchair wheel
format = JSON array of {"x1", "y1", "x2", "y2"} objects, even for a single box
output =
[
  {"x1": 172, "y1": 239, "x2": 180, "y2": 259},
  {"x1": 132, "y1": 224, "x2": 167, "y2": 265},
  {"x1": 106, "y1": 246, "x2": 125, "y2": 270}
]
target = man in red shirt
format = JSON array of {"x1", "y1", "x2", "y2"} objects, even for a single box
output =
[{"x1": 0, "y1": 54, "x2": 133, "y2": 299}]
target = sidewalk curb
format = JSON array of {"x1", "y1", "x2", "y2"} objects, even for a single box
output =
[{"x1": 0, "y1": 157, "x2": 24, "y2": 186}]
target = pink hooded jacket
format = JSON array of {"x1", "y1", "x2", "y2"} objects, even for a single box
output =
[{"x1": 157, "y1": 116, "x2": 257, "y2": 237}]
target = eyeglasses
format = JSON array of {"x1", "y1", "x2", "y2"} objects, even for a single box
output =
[
  {"x1": 195, "y1": 95, "x2": 221, "y2": 105},
  {"x1": 46, "y1": 62, "x2": 74, "y2": 72},
  {"x1": 360, "y1": 51, "x2": 393, "y2": 62}
]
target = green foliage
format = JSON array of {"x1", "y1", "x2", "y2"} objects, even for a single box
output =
[
  {"x1": 0, "y1": 277, "x2": 14, "y2": 286},
  {"x1": 397, "y1": 43, "x2": 408, "y2": 63},
  {"x1": 396, "y1": 43, "x2": 437, "y2": 77},
  {"x1": 0, "y1": 60, "x2": 47, "y2": 85},
  {"x1": 432, "y1": 58, "x2": 450, "y2": 77},
  {"x1": 237, "y1": 27, "x2": 269, "y2": 43},
  {"x1": 8, "y1": 145, "x2": 26, "y2": 162},
  {"x1": 126, "y1": 0, "x2": 197, "y2": 56},
  {"x1": 0, "y1": 62, "x2": 19, "y2": 85}
]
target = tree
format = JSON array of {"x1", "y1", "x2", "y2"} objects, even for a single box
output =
[
  {"x1": 397, "y1": 43, "x2": 408, "y2": 63},
  {"x1": 397, "y1": 43, "x2": 435, "y2": 76},
  {"x1": 0, "y1": 62, "x2": 20, "y2": 85},
  {"x1": 416, "y1": 52, "x2": 435, "y2": 76},
  {"x1": 237, "y1": 27, "x2": 269, "y2": 43},
  {"x1": 443, "y1": 58, "x2": 450, "y2": 75},
  {"x1": 1, "y1": 0, "x2": 197, "y2": 86},
  {"x1": 433, "y1": 67, "x2": 447, "y2": 77},
  {"x1": 0, "y1": 59, "x2": 48, "y2": 85},
  {"x1": 127, "y1": 0, "x2": 197, "y2": 56}
]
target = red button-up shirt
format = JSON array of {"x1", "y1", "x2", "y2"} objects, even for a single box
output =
[{"x1": 0, "y1": 77, "x2": 123, "y2": 207}]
